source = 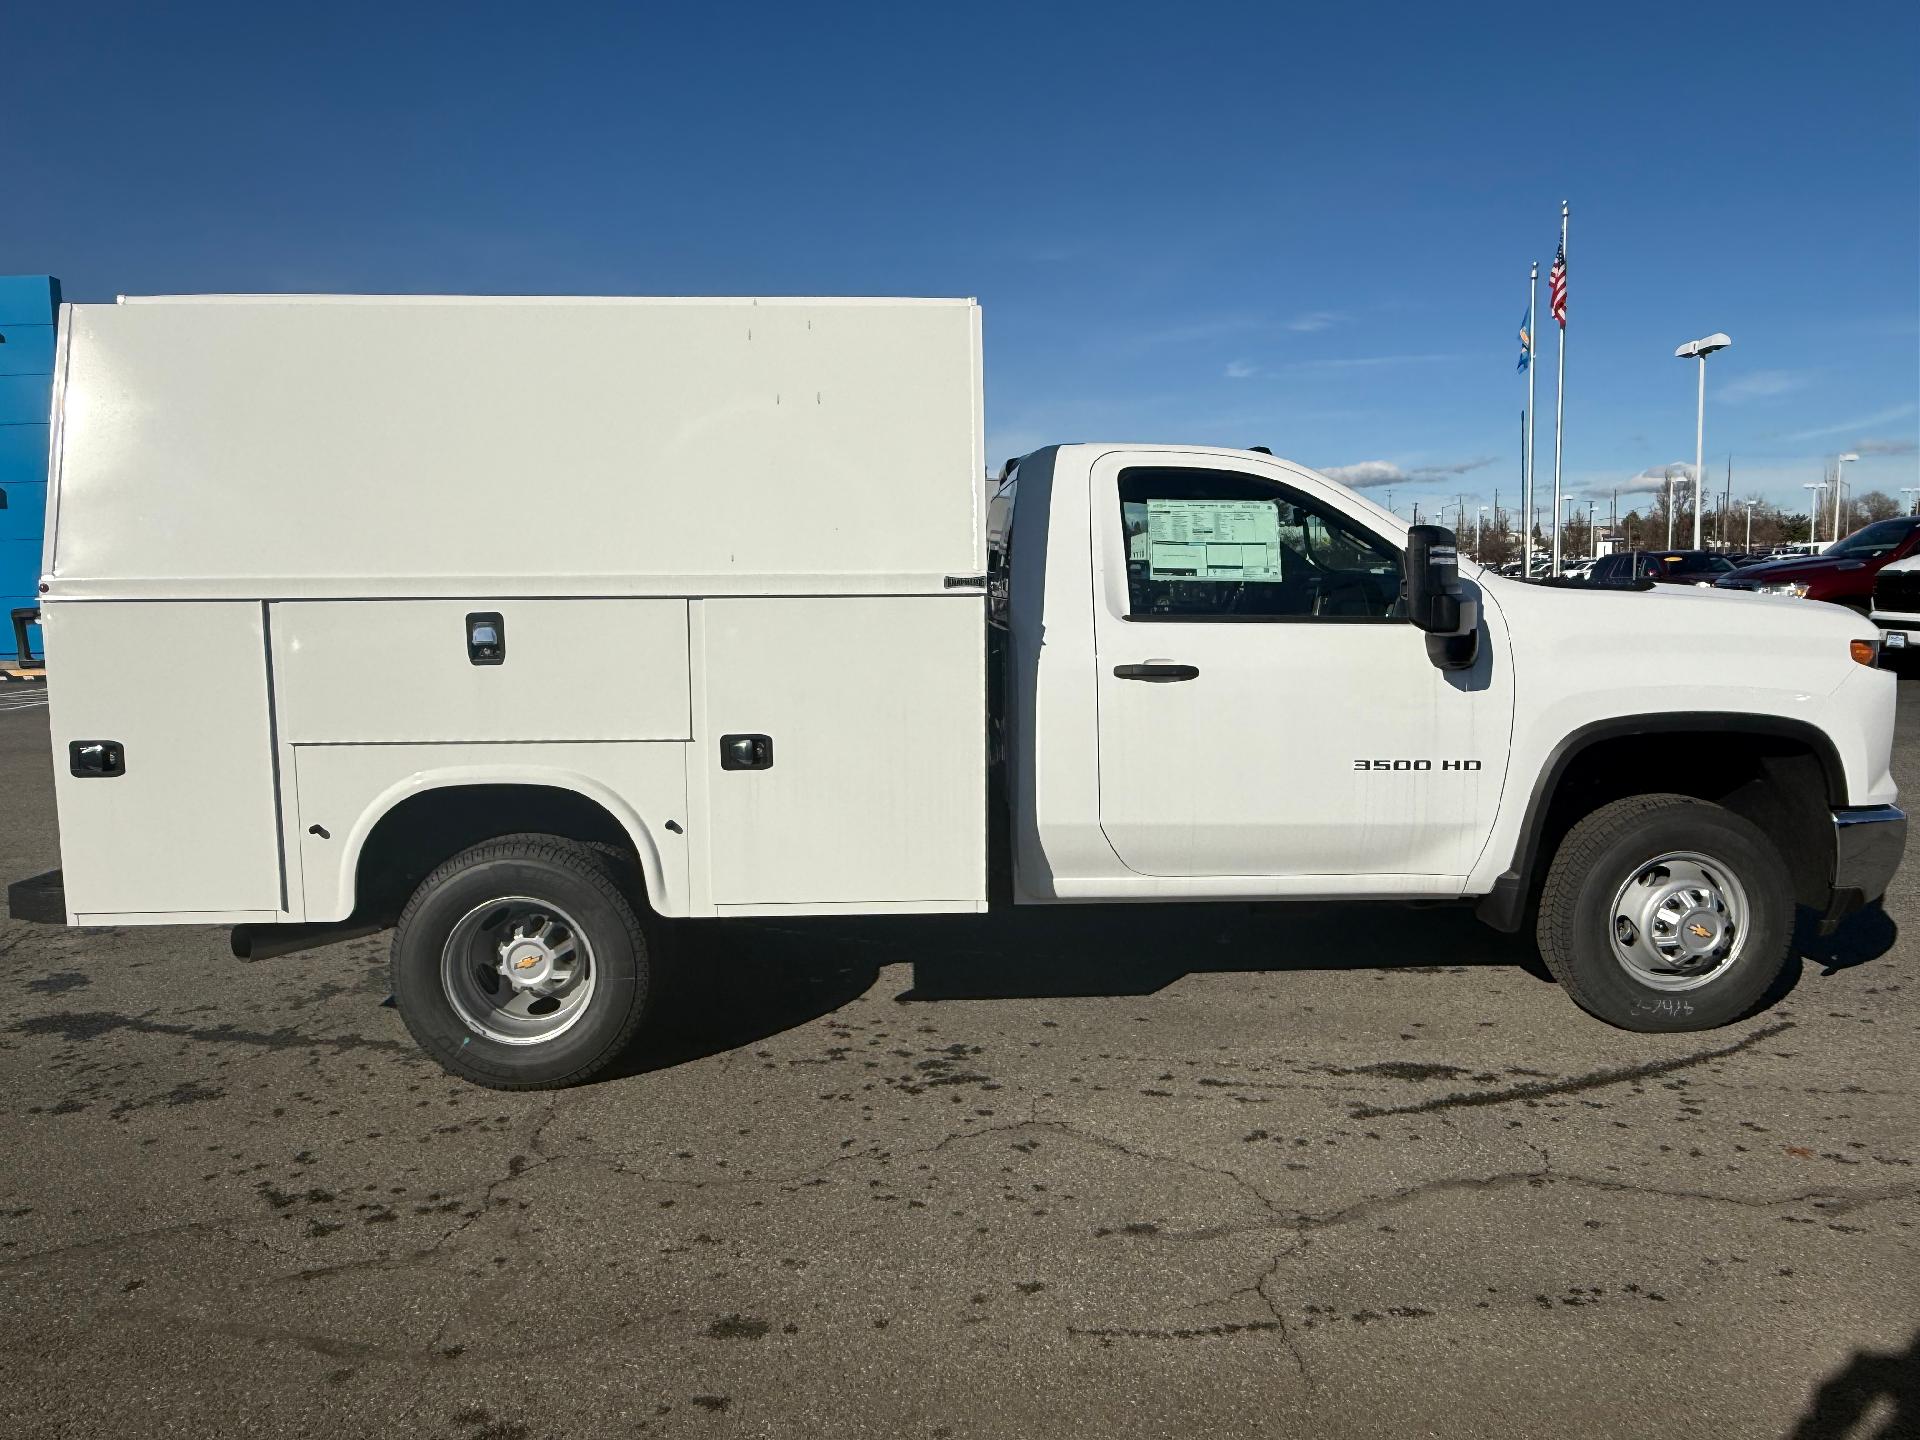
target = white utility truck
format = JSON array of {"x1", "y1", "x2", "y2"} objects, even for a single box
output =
[{"x1": 8, "y1": 295, "x2": 1906, "y2": 1089}]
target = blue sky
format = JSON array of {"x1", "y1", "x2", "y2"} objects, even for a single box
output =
[{"x1": 5, "y1": 1, "x2": 1916, "y2": 527}]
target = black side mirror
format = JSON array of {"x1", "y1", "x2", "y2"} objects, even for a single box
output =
[
  {"x1": 1404, "y1": 525, "x2": 1462, "y2": 633},
  {"x1": 1404, "y1": 524, "x2": 1478, "y2": 671}
]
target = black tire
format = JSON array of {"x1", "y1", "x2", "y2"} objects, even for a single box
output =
[
  {"x1": 1535, "y1": 794, "x2": 1793, "y2": 1032},
  {"x1": 391, "y1": 833, "x2": 650, "y2": 1089}
]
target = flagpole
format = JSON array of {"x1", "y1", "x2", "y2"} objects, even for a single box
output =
[
  {"x1": 1525, "y1": 263, "x2": 1538, "y2": 576},
  {"x1": 1551, "y1": 201, "x2": 1568, "y2": 576}
]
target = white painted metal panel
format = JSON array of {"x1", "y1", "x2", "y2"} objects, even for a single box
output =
[
  {"x1": 1083, "y1": 449, "x2": 1513, "y2": 879},
  {"x1": 271, "y1": 599, "x2": 690, "y2": 743},
  {"x1": 696, "y1": 596, "x2": 985, "y2": 908},
  {"x1": 44, "y1": 600, "x2": 283, "y2": 916},
  {"x1": 48, "y1": 297, "x2": 984, "y2": 601},
  {"x1": 290, "y1": 741, "x2": 691, "y2": 921}
]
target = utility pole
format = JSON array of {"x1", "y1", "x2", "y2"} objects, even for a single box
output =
[{"x1": 1723, "y1": 455, "x2": 1733, "y2": 550}]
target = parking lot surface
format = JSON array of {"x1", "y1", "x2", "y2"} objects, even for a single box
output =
[{"x1": 1, "y1": 687, "x2": 1915, "y2": 1440}]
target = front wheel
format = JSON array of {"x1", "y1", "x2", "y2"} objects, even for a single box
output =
[
  {"x1": 1536, "y1": 794, "x2": 1793, "y2": 1031},
  {"x1": 391, "y1": 834, "x2": 651, "y2": 1088}
]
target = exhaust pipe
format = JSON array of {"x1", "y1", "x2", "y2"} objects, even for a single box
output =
[{"x1": 230, "y1": 921, "x2": 384, "y2": 961}]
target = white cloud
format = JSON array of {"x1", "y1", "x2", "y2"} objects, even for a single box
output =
[
  {"x1": 1287, "y1": 311, "x2": 1345, "y2": 333},
  {"x1": 1223, "y1": 360, "x2": 1259, "y2": 380},
  {"x1": 1321, "y1": 461, "x2": 1410, "y2": 488},
  {"x1": 1321, "y1": 456, "x2": 1496, "y2": 488},
  {"x1": 1717, "y1": 370, "x2": 1806, "y2": 404},
  {"x1": 1775, "y1": 402, "x2": 1919, "y2": 444}
]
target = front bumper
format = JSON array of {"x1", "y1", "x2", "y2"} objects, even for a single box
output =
[{"x1": 1824, "y1": 806, "x2": 1906, "y2": 929}]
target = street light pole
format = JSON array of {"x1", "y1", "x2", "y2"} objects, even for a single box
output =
[
  {"x1": 1834, "y1": 453, "x2": 1858, "y2": 541},
  {"x1": 1805, "y1": 482, "x2": 1828, "y2": 545},
  {"x1": 1675, "y1": 334, "x2": 1731, "y2": 550},
  {"x1": 1745, "y1": 502, "x2": 1753, "y2": 552},
  {"x1": 1666, "y1": 470, "x2": 1678, "y2": 548}
]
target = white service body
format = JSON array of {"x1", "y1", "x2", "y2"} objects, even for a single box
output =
[{"x1": 40, "y1": 295, "x2": 988, "y2": 924}]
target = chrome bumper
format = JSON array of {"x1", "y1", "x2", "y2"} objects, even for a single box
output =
[{"x1": 1825, "y1": 805, "x2": 1906, "y2": 928}]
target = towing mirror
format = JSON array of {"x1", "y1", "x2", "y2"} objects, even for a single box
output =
[
  {"x1": 1404, "y1": 525, "x2": 1478, "y2": 670},
  {"x1": 1404, "y1": 525, "x2": 1462, "y2": 632}
]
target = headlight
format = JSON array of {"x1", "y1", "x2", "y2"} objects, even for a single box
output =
[{"x1": 1756, "y1": 582, "x2": 1811, "y2": 597}]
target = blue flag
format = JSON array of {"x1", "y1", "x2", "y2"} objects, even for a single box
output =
[{"x1": 1517, "y1": 309, "x2": 1532, "y2": 372}]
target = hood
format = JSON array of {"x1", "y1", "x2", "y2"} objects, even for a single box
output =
[
  {"x1": 1483, "y1": 568, "x2": 1873, "y2": 698},
  {"x1": 1724, "y1": 554, "x2": 1868, "y2": 584}
]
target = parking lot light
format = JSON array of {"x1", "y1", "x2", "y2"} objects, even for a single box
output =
[
  {"x1": 1835, "y1": 453, "x2": 1858, "y2": 540},
  {"x1": 1805, "y1": 481, "x2": 1828, "y2": 545},
  {"x1": 1675, "y1": 333, "x2": 1732, "y2": 549}
]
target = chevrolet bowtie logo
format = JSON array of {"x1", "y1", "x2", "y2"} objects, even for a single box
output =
[
  {"x1": 513, "y1": 955, "x2": 540, "y2": 970},
  {"x1": 1687, "y1": 923, "x2": 1712, "y2": 939}
]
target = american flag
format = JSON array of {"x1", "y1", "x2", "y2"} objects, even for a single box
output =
[{"x1": 1549, "y1": 241, "x2": 1568, "y2": 328}]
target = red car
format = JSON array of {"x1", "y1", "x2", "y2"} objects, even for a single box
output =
[{"x1": 1714, "y1": 517, "x2": 1920, "y2": 612}]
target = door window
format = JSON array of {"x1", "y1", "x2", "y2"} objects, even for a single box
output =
[{"x1": 1118, "y1": 467, "x2": 1404, "y2": 621}]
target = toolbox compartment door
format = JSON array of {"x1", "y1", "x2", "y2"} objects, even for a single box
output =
[{"x1": 46, "y1": 601, "x2": 284, "y2": 918}]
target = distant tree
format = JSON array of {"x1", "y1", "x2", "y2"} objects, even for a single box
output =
[{"x1": 1854, "y1": 490, "x2": 1901, "y2": 524}]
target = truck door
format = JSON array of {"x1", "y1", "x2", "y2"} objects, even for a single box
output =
[{"x1": 1088, "y1": 453, "x2": 1511, "y2": 880}]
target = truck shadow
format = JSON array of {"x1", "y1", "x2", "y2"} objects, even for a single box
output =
[
  {"x1": 616, "y1": 897, "x2": 1897, "y2": 1081},
  {"x1": 620, "y1": 901, "x2": 1544, "y2": 1078},
  {"x1": 1796, "y1": 902, "x2": 1898, "y2": 976}
]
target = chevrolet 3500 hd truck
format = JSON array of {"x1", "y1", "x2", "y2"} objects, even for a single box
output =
[{"x1": 7, "y1": 294, "x2": 1906, "y2": 1089}]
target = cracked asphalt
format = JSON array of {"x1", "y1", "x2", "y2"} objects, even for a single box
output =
[{"x1": 2, "y1": 687, "x2": 1917, "y2": 1440}]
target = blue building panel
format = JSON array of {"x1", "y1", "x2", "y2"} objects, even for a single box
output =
[
  {"x1": 0, "y1": 422, "x2": 51, "y2": 476},
  {"x1": 0, "y1": 324, "x2": 55, "y2": 376},
  {"x1": 0, "y1": 373, "x2": 53, "y2": 426},
  {"x1": 1, "y1": 481, "x2": 47, "y2": 542},
  {"x1": 0, "y1": 276, "x2": 59, "y2": 326},
  {"x1": 0, "y1": 276, "x2": 56, "y2": 660}
]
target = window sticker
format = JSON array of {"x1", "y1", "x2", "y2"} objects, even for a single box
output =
[{"x1": 1145, "y1": 499, "x2": 1283, "y2": 581}]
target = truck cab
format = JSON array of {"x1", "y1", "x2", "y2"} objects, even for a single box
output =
[{"x1": 988, "y1": 443, "x2": 1901, "y2": 1024}]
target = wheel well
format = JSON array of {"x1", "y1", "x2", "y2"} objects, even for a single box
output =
[
  {"x1": 352, "y1": 785, "x2": 639, "y2": 921},
  {"x1": 1479, "y1": 720, "x2": 1841, "y2": 931},
  {"x1": 1535, "y1": 732, "x2": 1834, "y2": 911}
]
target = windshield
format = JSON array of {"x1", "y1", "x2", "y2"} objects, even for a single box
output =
[{"x1": 1826, "y1": 518, "x2": 1920, "y2": 559}]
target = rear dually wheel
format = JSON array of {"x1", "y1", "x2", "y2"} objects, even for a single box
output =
[{"x1": 391, "y1": 833, "x2": 651, "y2": 1089}]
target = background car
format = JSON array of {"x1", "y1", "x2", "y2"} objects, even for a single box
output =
[
  {"x1": 1715, "y1": 516, "x2": 1920, "y2": 612},
  {"x1": 1588, "y1": 549, "x2": 1737, "y2": 587}
]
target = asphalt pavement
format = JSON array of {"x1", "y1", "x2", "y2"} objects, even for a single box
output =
[{"x1": 0, "y1": 683, "x2": 1915, "y2": 1439}]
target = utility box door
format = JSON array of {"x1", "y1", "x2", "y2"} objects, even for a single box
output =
[
  {"x1": 698, "y1": 597, "x2": 984, "y2": 908},
  {"x1": 47, "y1": 601, "x2": 283, "y2": 916}
]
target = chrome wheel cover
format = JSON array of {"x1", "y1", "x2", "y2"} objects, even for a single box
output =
[
  {"x1": 1606, "y1": 850, "x2": 1748, "y2": 992},
  {"x1": 440, "y1": 896, "x2": 597, "y2": 1046}
]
